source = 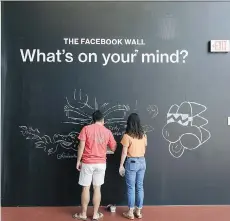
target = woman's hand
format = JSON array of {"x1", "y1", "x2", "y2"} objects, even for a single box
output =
[{"x1": 119, "y1": 165, "x2": 125, "y2": 177}]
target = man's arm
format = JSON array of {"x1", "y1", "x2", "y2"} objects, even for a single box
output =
[
  {"x1": 107, "y1": 131, "x2": 117, "y2": 152},
  {"x1": 77, "y1": 140, "x2": 86, "y2": 163},
  {"x1": 76, "y1": 127, "x2": 86, "y2": 170}
]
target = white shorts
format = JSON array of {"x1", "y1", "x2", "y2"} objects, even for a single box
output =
[{"x1": 78, "y1": 163, "x2": 106, "y2": 187}]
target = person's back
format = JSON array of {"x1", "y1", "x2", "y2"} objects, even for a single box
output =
[
  {"x1": 119, "y1": 113, "x2": 147, "y2": 220},
  {"x1": 80, "y1": 123, "x2": 115, "y2": 164},
  {"x1": 74, "y1": 110, "x2": 116, "y2": 221},
  {"x1": 121, "y1": 133, "x2": 147, "y2": 158}
]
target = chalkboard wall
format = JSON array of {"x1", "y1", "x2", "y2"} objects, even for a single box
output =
[{"x1": 2, "y1": 2, "x2": 230, "y2": 206}]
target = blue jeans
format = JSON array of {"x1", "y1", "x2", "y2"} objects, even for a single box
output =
[{"x1": 125, "y1": 157, "x2": 146, "y2": 209}]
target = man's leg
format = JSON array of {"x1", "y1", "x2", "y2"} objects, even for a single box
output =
[
  {"x1": 74, "y1": 163, "x2": 93, "y2": 219},
  {"x1": 81, "y1": 186, "x2": 90, "y2": 218},
  {"x1": 92, "y1": 164, "x2": 106, "y2": 220},
  {"x1": 92, "y1": 185, "x2": 101, "y2": 219}
]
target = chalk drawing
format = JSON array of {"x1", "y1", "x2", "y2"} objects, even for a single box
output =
[
  {"x1": 19, "y1": 89, "x2": 157, "y2": 158},
  {"x1": 162, "y1": 101, "x2": 211, "y2": 158},
  {"x1": 63, "y1": 89, "x2": 131, "y2": 134},
  {"x1": 147, "y1": 105, "x2": 159, "y2": 118},
  {"x1": 143, "y1": 125, "x2": 154, "y2": 133},
  {"x1": 19, "y1": 126, "x2": 78, "y2": 156},
  {"x1": 57, "y1": 152, "x2": 77, "y2": 160}
]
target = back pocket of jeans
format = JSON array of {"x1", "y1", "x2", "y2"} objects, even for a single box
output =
[{"x1": 128, "y1": 162, "x2": 137, "y2": 171}]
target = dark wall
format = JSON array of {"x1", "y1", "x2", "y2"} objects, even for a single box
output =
[{"x1": 2, "y1": 2, "x2": 230, "y2": 206}]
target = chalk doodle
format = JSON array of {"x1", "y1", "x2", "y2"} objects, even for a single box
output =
[
  {"x1": 19, "y1": 89, "x2": 157, "y2": 158},
  {"x1": 162, "y1": 101, "x2": 211, "y2": 158},
  {"x1": 19, "y1": 126, "x2": 78, "y2": 155},
  {"x1": 62, "y1": 89, "x2": 155, "y2": 134},
  {"x1": 147, "y1": 105, "x2": 159, "y2": 118},
  {"x1": 63, "y1": 89, "x2": 130, "y2": 133}
]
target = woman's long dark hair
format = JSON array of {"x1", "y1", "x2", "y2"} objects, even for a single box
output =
[{"x1": 125, "y1": 113, "x2": 144, "y2": 139}]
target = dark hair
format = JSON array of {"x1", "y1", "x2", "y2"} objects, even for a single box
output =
[
  {"x1": 92, "y1": 110, "x2": 104, "y2": 123},
  {"x1": 125, "y1": 113, "x2": 144, "y2": 139}
]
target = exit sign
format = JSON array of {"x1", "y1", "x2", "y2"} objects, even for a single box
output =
[{"x1": 210, "y1": 40, "x2": 230, "y2": 52}]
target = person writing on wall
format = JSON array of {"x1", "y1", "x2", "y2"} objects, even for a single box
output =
[
  {"x1": 73, "y1": 110, "x2": 117, "y2": 221},
  {"x1": 119, "y1": 113, "x2": 147, "y2": 220}
]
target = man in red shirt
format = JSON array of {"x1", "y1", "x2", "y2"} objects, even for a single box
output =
[{"x1": 73, "y1": 110, "x2": 117, "y2": 221}]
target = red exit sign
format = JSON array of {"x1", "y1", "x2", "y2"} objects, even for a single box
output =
[{"x1": 210, "y1": 40, "x2": 230, "y2": 52}]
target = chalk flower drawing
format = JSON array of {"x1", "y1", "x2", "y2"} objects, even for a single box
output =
[
  {"x1": 19, "y1": 89, "x2": 157, "y2": 158},
  {"x1": 162, "y1": 101, "x2": 211, "y2": 158}
]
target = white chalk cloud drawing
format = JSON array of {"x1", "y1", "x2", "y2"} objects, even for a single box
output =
[
  {"x1": 19, "y1": 89, "x2": 157, "y2": 158},
  {"x1": 162, "y1": 101, "x2": 211, "y2": 158}
]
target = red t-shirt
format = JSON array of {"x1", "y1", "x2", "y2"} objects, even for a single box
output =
[{"x1": 78, "y1": 123, "x2": 116, "y2": 164}]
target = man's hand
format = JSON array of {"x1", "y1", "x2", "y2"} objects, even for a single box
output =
[{"x1": 76, "y1": 161, "x2": 82, "y2": 171}]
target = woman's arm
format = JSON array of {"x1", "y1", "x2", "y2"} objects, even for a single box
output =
[
  {"x1": 120, "y1": 134, "x2": 129, "y2": 168},
  {"x1": 120, "y1": 145, "x2": 128, "y2": 168}
]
